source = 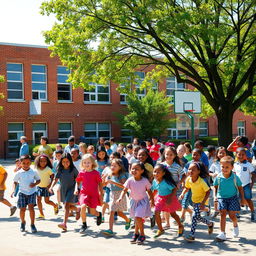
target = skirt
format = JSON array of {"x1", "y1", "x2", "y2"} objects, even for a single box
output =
[
  {"x1": 130, "y1": 197, "x2": 152, "y2": 218},
  {"x1": 79, "y1": 193, "x2": 100, "y2": 209},
  {"x1": 154, "y1": 194, "x2": 181, "y2": 213},
  {"x1": 109, "y1": 190, "x2": 127, "y2": 212},
  {"x1": 37, "y1": 186, "x2": 54, "y2": 197}
]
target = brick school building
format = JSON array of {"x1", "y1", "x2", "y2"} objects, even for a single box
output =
[{"x1": 0, "y1": 42, "x2": 255, "y2": 158}]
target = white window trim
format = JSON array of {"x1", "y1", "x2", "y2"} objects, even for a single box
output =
[
  {"x1": 57, "y1": 66, "x2": 72, "y2": 102},
  {"x1": 84, "y1": 122, "x2": 111, "y2": 140},
  {"x1": 7, "y1": 63, "x2": 24, "y2": 100},
  {"x1": 58, "y1": 122, "x2": 72, "y2": 142},
  {"x1": 121, "y1": 129, "x2": 132, "y2": 141},
  {"x1": 84, "y1": 82, "x2": 110, "y2": 104},
  {"x1": 166, "y1": 76, "x2": 185, "y2": 104},
  {"x1": 31, "y1": 64, "x2": 48, "y2": 101},
  {"x1": 8, "y1": 123, "x2": 24, "y2": 151},
  {"x1": 237, "y1": 121, "x2": 245, "y2": 136},
  {"x1": 199, "y1": 121, "x2": 208, "y2": 137}
]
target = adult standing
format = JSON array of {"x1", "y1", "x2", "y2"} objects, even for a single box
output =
[
  {"x1": 64, "y1": 136, "x2": 79, "y2": 154},
  {"x1": 19, "y1": 136, "x2": 29, "y2": 157}
]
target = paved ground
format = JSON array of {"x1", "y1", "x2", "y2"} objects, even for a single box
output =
[{"x1": 1, "y1": 160, "x2": 256, "y2": 256}]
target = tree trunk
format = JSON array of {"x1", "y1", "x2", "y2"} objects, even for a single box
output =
[{"x1": 216, "y1": 106, "x2": 234, "y2": 147}]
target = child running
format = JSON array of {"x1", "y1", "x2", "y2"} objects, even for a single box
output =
[
  {"x1": 75, "y1": 154, "x2": 103, "y2": 234},
  {"x1": 34, "y1": 155, "x2": 58, "y2": 219},
  {"x1": 96, "y1": 147, "x2": 109, "y2": 175},
  {"x1": 179, "y1": 162, "x2": 214, "y2": 242},
  {"x1": 50, "y1": 153, "x2": 79, "y2": 231},
  {"x1": 102, "y1": 159, "x2": 131, "y2": 236},
  {"x1": 209, "y1": 146, "x2": 227, "y2": 218},
  {"x1": 152, "y1": 164, "x2": 184, "y2": 238},
  {"x1": 117, "y1": 162, "x2": 154, "y2": 245},
  {"x1": 233, "y1": 148, "x2": 256, "y2": 221},
  {"x1": 12, "y1": 155, "x2": 41, "y2": 233},
  {"x1": 214, "y1": 156, "x2": 246, "y2": 242}
]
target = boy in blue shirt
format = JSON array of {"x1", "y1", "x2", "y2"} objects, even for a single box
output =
[
  {"x1": 194, "y1": 140, "x2": 209, "y2": 170},
  {"x1": 214, "y1": 156, "x2": 246, "y2": 242},
  {"x1": 19, "y1": 136, "x2": 29, "y2": 157}
]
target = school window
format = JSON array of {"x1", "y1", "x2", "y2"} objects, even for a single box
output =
[
  {"x1": 31, "y1": 65, "x2": 47, "y2": 100},
  {"x1": 84, "y1": 83, "x2": 110, "y2": 103},
  {"x1": 8, "y1": 123, "x2": 24, "y2": 155},
  {"x1": 58, "y1": 123, "x2": 72, "y2": 143},
  {"x1": 121, "y1": 129, "x2": 132, "y2": 143},
  {"x1": 84, "y1": 123, "x2": 111, "y2": 142},
  {"x1": 32, "y1": 123, "x2": 47, "y2": 144},
  {"x1": 166, "y1": 76, "x2": 185, "y2": 104},
  {"x1": 57, "y1": 66, "x2": 72, "y2": 101},
  {"x1": 237, "y1": 121, "x2": 245, "y2": 136},
  {"x1": 120, "y1": 83, "x2": 129, "y2": 104},
  {"x1": 199, "y1": 121, "x2": 208, "y2": 137},
  {"x1": 7, "y1": 63, "x2": 24, "y2": 100},
  {"x1": 134, "y1": 71, "x2": 146, "y2": 99},
  {"x1": 167, "y1": 121, "x2": 187, "y2": 139}
]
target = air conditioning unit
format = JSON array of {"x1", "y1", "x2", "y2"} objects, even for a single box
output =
[{"x1": 29, "y1": 100, "x2": 41, "y2": 115}]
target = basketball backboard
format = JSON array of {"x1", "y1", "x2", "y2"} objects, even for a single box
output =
[{"x1": 174, "y1": 91, "x2": 201, "y2": 114}]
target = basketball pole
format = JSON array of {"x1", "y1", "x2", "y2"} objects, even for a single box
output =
[{"x1": 184, "y1": 111, "x2": 195, "y2": 148}]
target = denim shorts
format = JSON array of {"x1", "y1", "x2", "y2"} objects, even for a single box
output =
[
  {"x1": 218, "y1": 195, "x2": 240, "y2": 211},
  {"x1": 243, "y1": 184, "x2": 252, "y2": 200},
  {"x1": 103, "y1": 187, "x2": 110, "y2": 203},
  {"x1": 182, "y1": 190, "x2": 193, "y2": 209}
]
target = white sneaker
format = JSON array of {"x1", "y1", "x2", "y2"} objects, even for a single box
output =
[
  {"x1": 233, "y1": 226, "x2": 239, "y2": 238},
  {"x1": 216, "y1": 232, "x2": 227, "y2": 242}
]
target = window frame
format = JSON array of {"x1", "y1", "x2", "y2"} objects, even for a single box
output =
[
  {"x1": 237, "y1": 120, "x2": 246, "y2": 136},
  {"x1": 57, "y1": 66, "x2": 72, "y2": 102},
  {"x1": 8, "y1": 122, "x2": 24, "y2": 155},
  {"x1": 84, "y1": 122, "x2": 111, "y2": 141},
  {"x1": 7, "y1": 63, "x2": 24, "y2": 101},
  {"x1": 84, "y1": 82, "x2": 110, "y2": 104},
  {"x1": 31, "y1": 64, "x2": 47, "y2": 101},
  {"x1": 199, "y1": 121, "x2": 209, "y2": 137},
  {"x1": 166, "y1": 76, "x2": 185, "y2": 104},
  {"x1": 58, "y1": 122, "x2": 72, "y2": 143}
]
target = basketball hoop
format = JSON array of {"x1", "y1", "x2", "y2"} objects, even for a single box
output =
[{"x1": 184, "y1": 110, "x2": 195, "y2": 113}]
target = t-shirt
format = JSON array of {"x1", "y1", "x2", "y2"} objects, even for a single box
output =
[
  {"x1": 38, "y1": 145, "x2": 53, "y2": 157},
  {"x1": 19, "y1": 143, "x2": 29, "y2": 157},
  {"x1": 184, "y1": 154, "x2": 193, "y2": 161},
  {"x1": 56, "y1": 168, "x2": 79, "y2": 190},
  {"x1": 125, "y1": 153, "x2": 133, "y2": 162},
  {"x1": 149, "y1": 144, "x2": 161, "y2": 161},
  {"x1": 144, "y1": 163, "x2": 154, "y2": 176},
  {"x1": 200, "y1": 151, "x2": 209, "y2": 168},
  {"x1": 151, "y1": 179, "x2": 175, "y2": 196},
  {"x1": 96, "y1": 160, "x2": 108, "y2": 175},
  {"x1": 183, "y1": 160, "x2": 194, "y2": 174},
  {"x1": 73, "y1": 159, "x2": 81, "y2": 172},
  {"x1": 0, "y1": 165, "x2": 7, "y2": 190},
  {"x1": 233, "y1": 161, "x2": 255, "y2": 187},
  {"x1": 36, "y1": 166, "x2": 53, "y2": 187},
  {"x1": 14, "y1": 168, "x2": 41, "y2": 195},
  {"x1": 110, "y1": 174, "x2": 127, "y2": 191},
  {"x1": 129, "y1": 156, "x2": 138, "y2": 165},
  {"x1": 76, "y1": 170, "x2": 101, "y2": 195},
  {"x1": 64, "y1": 144, "x2": 79, "y2": 154},
  {"x1": 124, "y1": 177, "x2": 151, "y2": 201},
  {"x1": 110, "y1": 144, "x2": 118, "y2": 153},
  {"x1": 213, "y1": 172, "x2": 242, "y2": 198},
  {"x1": 185, "y1": 176, "x2": 210, "y2": 204},
  {"x1": 179, "y1": 157, "x2": 188, "y2": 168},
  {"x1": 162, "y1": 161, "x2": 184, "y2": 183},
  {"x1": 106, "y1": 148, "x2": 113, "y2": 156},
  {"x1": 209, "y1": 161, "x2": 222, "y2": 182}
]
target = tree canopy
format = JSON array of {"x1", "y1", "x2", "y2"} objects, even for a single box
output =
[{"x1": 41, "y1": 0, "x2": 256, "y2": 146}]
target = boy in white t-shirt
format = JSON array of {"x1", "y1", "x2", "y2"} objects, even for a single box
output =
[
  {"x1": 12, "y1": 155, "x2": 41, "y2": 233},
  {"x1": 233, "y1": 148, "x2": 256, "y2": 221}
]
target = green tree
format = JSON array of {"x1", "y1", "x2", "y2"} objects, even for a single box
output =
[
  {"x1": 118, "y1": 89, "x2": 171, "y2": 139},
  {"x1": 41, "y1": 0, "x2": 256, "y2": 146}
]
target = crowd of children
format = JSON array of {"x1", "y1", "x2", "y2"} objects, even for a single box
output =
[{"x1": 0, "y1": 135, "x2": 255, "y2": 245}]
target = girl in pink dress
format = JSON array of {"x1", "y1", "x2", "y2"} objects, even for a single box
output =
[
  {"x1": 117, "y1": 162, "x2": 154, "y2": 245},
  {"x1": 151, "y1": 164, "x2": 184, "y2": 238},
  {"x1": 75, "y1": 154, "x2": 103, "y2": 234}
]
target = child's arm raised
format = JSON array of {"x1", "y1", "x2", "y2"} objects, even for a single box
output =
[{"x1": 107, "y1": 179, "x2": 126, "y2": 189}]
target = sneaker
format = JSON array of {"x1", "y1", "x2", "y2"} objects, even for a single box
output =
[
  {"x1": 10, "y1": 206, "x2": 17, "y2": 216},
  {"x1": 216, "y1": 232, "x2": 227, "y2": 242},
  {"x1": 58, "y1": 223, "x2": 67, "y2": 231},
  {"x1": 208, "y1": 222, "x2": 214, "y2": 234},
  {"x1": 102, "y1": 229, "x2": 114, "y2": 236},
  {"x1": 96, "y1": 212, "x2": 102, "y2": 226},
  {"x1": 251, "y1": 212, "x2": 255, "y2": 221},
  {"x1": 211, "y1": 211, "x2": 219, "y2": 218},
  {"x1": 36, "y1": 214, "x2": 45, "y2": 220},
  {"x1": 150, "y1": 215, "x2": 155, "y2": 228},
  {"x1": 154, "y1": 230, "x2": 165, "y2": 238},
  {"x1": 79, "y1": 223, "x2": 87, "y2": 234},
  {"x1": 125, "y1": 218, "x2": 132, "y2": 230},
  {"x1": 236, "y1": 213, "x2": 240, "y2": 220},
  {"x1": 233, "y1": 226, "x2": 239, "y2": 238},
  {"x1": 130, "y1": 233, "x2": 140, "y2": 244},
  {"x1": 184, "y1": 234, "x2": 195, "y2": 242},
  {"x1": 178, "y1": 225, "x2": 184, "y2": 237},
  {"x1": 54, "y1": 205, "x2": 59, "y2": 215},
  {"x1": 31, "y1": 224, "x2": 37, "y2": 233},
  {"x1": 137, "y1": 235, "x2": 146, "y2": 245},
  {"x1": 20, "y1": 222, "x2": 26, "y2": 232}
]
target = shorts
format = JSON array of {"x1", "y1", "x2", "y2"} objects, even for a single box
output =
[
  {"x1": 0, "y1": 190, "x2": 5, "y2": 201},
  {"x1": 37, "y1": 187, "x2": 54, "y2": 197},
  {"x1": 218, "y1": 195, "x2": 240, "y2": 212},
  {"x1": 103, "y1": 187, "x2": 110, "y2": 203},
  {"x1": 17, "y1": 192, "x2": 37, "y2": 208},
  {"x1": 243, "y1": 184, "x2": 252, "y2": 200},
  {"x1": 182, "y1": 190, "x2": 193, "y2": 209}
]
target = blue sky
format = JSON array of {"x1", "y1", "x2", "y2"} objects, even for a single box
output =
[{"x1": 0, "y1": 0, "x2": 55, "y2": 46}]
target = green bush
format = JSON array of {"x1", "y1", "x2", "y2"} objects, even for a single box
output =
[{"x1": 29, "y1": 144, "x2": 68, "y2": 155}]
